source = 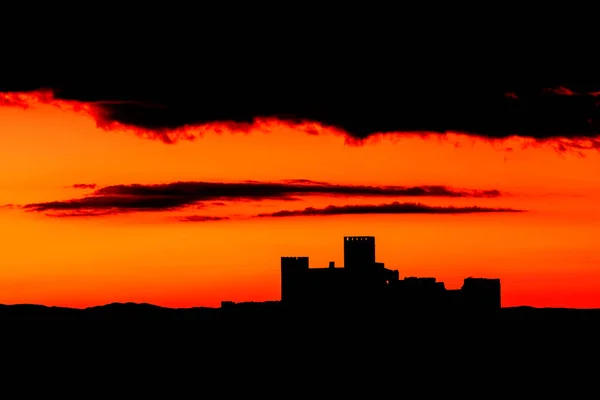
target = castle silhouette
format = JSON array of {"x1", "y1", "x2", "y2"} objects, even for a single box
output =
[
  {"x1": 280, "y1": 236, "x2": 501, "y2": 313},
  {"x1": 223, "y1": 235, "x2": 501, "y2": 316}
]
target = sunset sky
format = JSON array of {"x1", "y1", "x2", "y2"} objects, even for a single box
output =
[{"x1": 1, "y1": 75, "x2": 600, "y2": 308}]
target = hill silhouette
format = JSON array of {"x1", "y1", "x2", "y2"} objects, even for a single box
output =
[
  {"x1": 2, "y1": 301, "x2": 597, "y2": 395},
  {"x1": 3, "y1": 301, "x2": 600, "y2": 331}
]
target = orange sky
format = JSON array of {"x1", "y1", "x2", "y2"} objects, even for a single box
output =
[{"x1": 1, "y1": 91, "x2": 600, "y2": 308}]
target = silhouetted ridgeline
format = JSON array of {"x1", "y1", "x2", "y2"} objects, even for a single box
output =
[
  {"x1": 2, "y1": 301, "x2": 599, "y2": 392},
  {"x1": 3, "y1": 301, "x2": 600, "y2": 330}
]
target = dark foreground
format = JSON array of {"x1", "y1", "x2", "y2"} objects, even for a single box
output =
[{"x1": 2, "y1": 303, "x2": 598, "y2": 395}]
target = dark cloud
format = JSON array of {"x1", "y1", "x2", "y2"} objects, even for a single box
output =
[
  {"x1": 1, "y1": 13, "x2": 598, "y2": 148},
  {"x1": 177, "y1": 215, "x2": 230, "y2": 222},
  {"x1": 42, "y1": 210, "x2": 117, "y2": 218},
  {"x1": 257, "y1": 202, "x2": 524, "y2": 218},
  {"x1": 2, "y1": 74, "x2": 600, "y2": 150},
  {"x1": 20, "y1": 180, "x2": 503, "y2": 217},
  {"x1": 71, "y1": 184, "x2": 97, "y2": 189}
]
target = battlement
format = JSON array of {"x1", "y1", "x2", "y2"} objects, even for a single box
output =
[
  {"x1": 344, "y1": 236, "x2": 376, "y2": 270},
  {"x1": 281, "y1": 257, "x2": 309, "y2": 271},
  {"x1": 344, "y1": 236, "x2": 375, "y2": 241}
]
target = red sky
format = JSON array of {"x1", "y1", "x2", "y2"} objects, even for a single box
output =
[{"x1": 1, "y1": 91, "x2": 600, "y2": 308}]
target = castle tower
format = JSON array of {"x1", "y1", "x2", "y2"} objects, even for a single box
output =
[
  {"x1": 343, "y1": 236, "x2": 376, "y2": 271},
  {"x1": 280, "y1": 256, "x2": 309, "y2": 304}
]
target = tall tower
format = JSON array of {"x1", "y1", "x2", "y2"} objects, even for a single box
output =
[
  {"x1": 280, "y1": 256, "x2": 309, "y2": 304},
  {"x1": 343, "y1": 236, "x2": 376, "y2": 271}
]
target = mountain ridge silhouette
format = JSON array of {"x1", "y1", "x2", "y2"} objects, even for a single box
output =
[
  {"x1": 3, "y1": 301, "x2": 600, "y2": 322},
  {"x1": 4, "y1": 301, "x2": 600, "y2": 311}
]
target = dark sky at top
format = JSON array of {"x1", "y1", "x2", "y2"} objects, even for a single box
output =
[{"x1": 2, "y1": 7, "x2": 598, "y2": 142}]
